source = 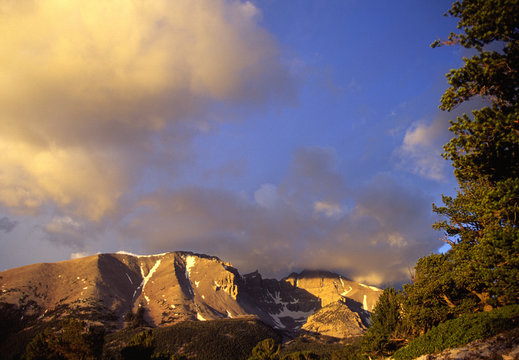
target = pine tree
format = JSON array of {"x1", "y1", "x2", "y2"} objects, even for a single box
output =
[
  {"x1": 430, "y1": 0, "x2": 519, "y2": 311},
  {"x1": 248, "y1": 338, "x2": 281, "y2": 360},
  {"x1": 361, "y1": 288, "x2": 406, "y2": 356}
]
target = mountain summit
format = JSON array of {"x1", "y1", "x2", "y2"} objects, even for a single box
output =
[{"x1": 0, "y1": 251, "x2": 381, "y2": 339}]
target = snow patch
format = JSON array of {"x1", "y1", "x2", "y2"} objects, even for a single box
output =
[
  {"x1": 272, "y1": 306, "x2": 314, "y2": 320},
  {"x1": 116, "y1": 251, "x2": 169, "y2": 258},
  {"x1": 341, "y1": 286, "x2": 353, "y2": 296},
  {"x1": 360, "y1": 283, "x2": 381, "y2": 291},
  {"x1": 126, "y1": 273, "x2": 133, "y2": 284},
  {"x1": 339, "y1": 277, "x2": 345, "y2": 287},
  {"x1": 362, "y1": 294, "x2": 368, "y2": 311},
  {"x1": 270, "y1": 315, "x2": 286, "y2": 329},
  {"x1": 268, "y1": 291, "x2": 315, "y2": 328},
  {"x1": 197, "y1": 312, "x2": 207, "y2": 321},
  {"x1": 185, "y1": 255, "x2": 196, "y2": 279},
  {"x1": 141, "y1": 259, "x2": 162, "y2": 290},
  {"x1": 226, "y1": 310, "x2": 233, "y2": 318},
  {"x1": 271, "y1": 291, "x2": 283, "y2": 304},
  {"x1": 144, "y1": 295, "x2": 150, "y2": 303},
  {"x1": 135, "y1": 259, "x2": 162, "y2": 301},
  {"x1": 195, "y1": 281, "x2": 200, "y2": 288},
  {"x1": 201, "y1": 295, "x2": 205, "y2": 299},
  {"x1": 83, "y1": 287, "x2": 88, "y2": 290}
]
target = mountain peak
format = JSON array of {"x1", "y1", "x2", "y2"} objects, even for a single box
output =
[
  {"x1": 0, "y1": 251, "x2": 382, "y2": 339},
  {"x1": 285, "y1": 269, "x2": 349, "y2": 281}
]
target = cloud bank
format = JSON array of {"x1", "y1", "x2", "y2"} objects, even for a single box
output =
[
  {"x1": 0, "y1": 0, "x2": 292, "y2": 220},
  {"x1": 123, "y1": 148, "x2": 439, "y2": 285}
]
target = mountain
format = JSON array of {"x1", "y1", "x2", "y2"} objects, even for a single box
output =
[{"x1": 0, "y1": 251, "x2": 381, "y2": 339}]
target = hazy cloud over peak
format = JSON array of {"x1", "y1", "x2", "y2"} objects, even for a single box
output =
[{"x1": 121, "y1": 148, "x2": 438, "y2": 285}]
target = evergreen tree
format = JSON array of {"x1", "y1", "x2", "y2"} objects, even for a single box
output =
[
  {"x1": 248, "y1": 338, "x2": 281, "y2": 360},
  {"x1": 24, "y1": 319, "x2": 104, "y2": 360},
  {"x1": 121, "y1": 330, "x2": 155, "y2": 360},
  {"x1": 361, "y1": 288, "x2": 405, "y2": 356},
  {"x1": 429, "y1": 0, "x2": 519, "y2": 311}
]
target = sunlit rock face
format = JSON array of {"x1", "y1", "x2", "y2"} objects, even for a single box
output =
[
  {"x1": 0, "y1": 252, "x2": 382, "y2": 338},
  {"x1": 302, "y1": 301, "x2": 367, "y2": 338}
]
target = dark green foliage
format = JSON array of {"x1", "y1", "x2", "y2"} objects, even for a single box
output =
[
  {"x1": 279, "y1": 333, "x2": 351, "y2": 360},
  {"x1": 392, "y1": 304, "x2": 519, "y2": 360},
  {"x1": 361, "y1": 288, "x2": 406, "y2": 356},
  {"x1": 397, "y1": 0, "x2": 519, "y2": 344},
  {"x1": 0, "y1": 302, "x2": 24, "y2": 340},
  {"x1": 168, "y1": 355, "x2": 188, "y2": 360},
  {"x1": 329, "y1": 344, "x2": 366, "y2": 360},
  {"x1": 401, "y1": 254, "x2": 483, "y2": 335},
  {"x1": 0, "y1": 321, "x2": 53, "y2": 360},
  {"x1": 429, "y1": 0, "x2": 519, "y2": 313},
  {"x1": 120, "y1": 330, "x2": 154, "y2": 360},
  {"x1": 23, "y1": 318, "x2": 105, "y2": 360},
  {"x1": 103, "y1": 318, "x2": 281, "y2": 360},
  {"x1": 282, "y1": 351, "x2": 319, "y2": 360},
  {"x1": 249, "y1": 338, "x2": 281, "y2": 360},
  {"x1": 24, "y1": 330, "x2": 64, "y2": 360},
  {"x1": 124, "y1": 306, "x2": 149, "y2": 328}
]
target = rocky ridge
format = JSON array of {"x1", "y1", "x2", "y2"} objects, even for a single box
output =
[{"x1": 0, "y1": 251, "x2": 382, "y2": 338}]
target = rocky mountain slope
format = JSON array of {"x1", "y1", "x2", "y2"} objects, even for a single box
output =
[{"x1": 0, "y1": 251, "x2": 381, "y2": 338}]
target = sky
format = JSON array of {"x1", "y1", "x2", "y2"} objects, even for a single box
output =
[{"x1": 0, "y1": 0, "x2": 471, "y2": 286}]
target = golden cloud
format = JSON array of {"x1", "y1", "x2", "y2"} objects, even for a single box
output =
[{"x1": 0, "y1": 0, "x2": 290, "y2": 220}]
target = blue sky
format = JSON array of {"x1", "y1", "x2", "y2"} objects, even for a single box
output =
[{"x1": 0, "y1": 0, "x2": 466, "y2": 285}]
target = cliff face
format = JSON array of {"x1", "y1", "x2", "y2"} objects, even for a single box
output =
[{"x1": 0, "y1": 251, "x2": 382, "y2": 338}]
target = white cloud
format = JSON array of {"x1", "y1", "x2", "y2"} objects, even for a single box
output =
[
  {"x1": 396, "y1": 117, "x2": 450, "y2": 181},
  {"x1": 387, "y1": 233, "x2": 408, "y2": 248},
  {"x1": 70, "y1": 252, "x2": 90, "y2": 259},
  {"x1": 313, "y1": 201, "x2": 343, "y2": 218},
  {"x1": 45, "y1": 216, "x2": 82, "y2": 233},
  {"x1": 254, "y1": 184, "x2": 278, "y2": 208}
]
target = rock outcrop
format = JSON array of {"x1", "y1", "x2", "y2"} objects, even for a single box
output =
[{"x1": 302, "y1": 301, "x2": 367, "y2": 338}]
